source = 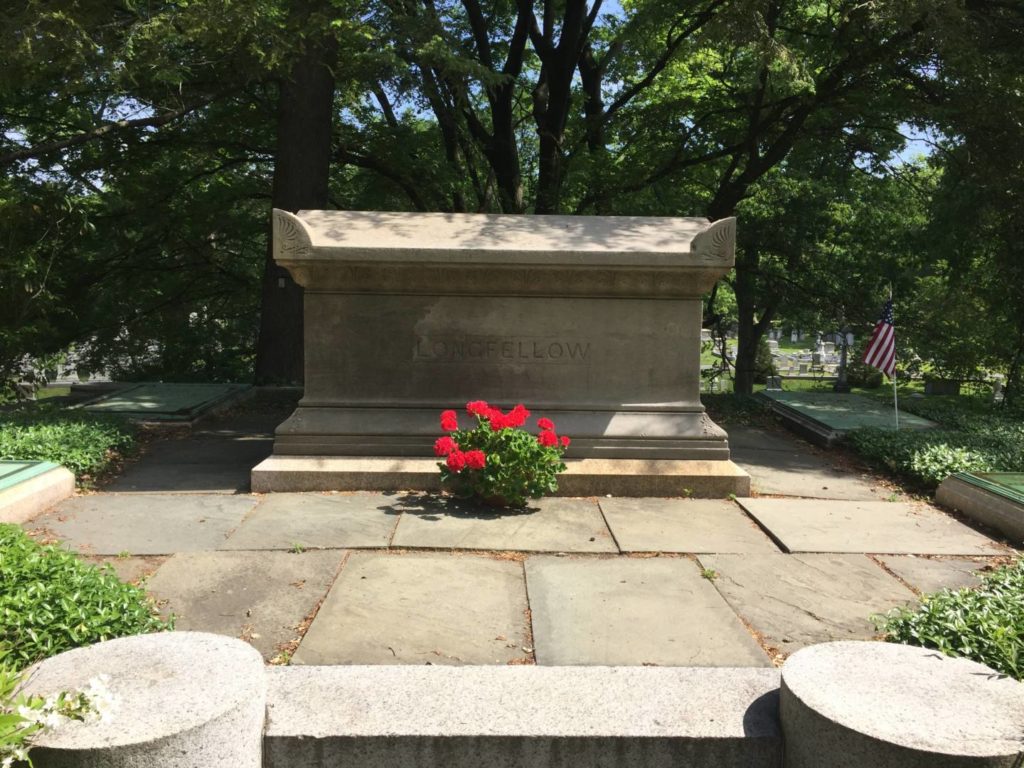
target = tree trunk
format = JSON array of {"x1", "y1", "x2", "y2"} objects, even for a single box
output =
[
  {"x1": 254, "y1": 37, "x2": 337, "y2": 384},
  {"x1": 733, "y1": 253, "x2": 759, "y2": 395},
  {"x1": 729, "y1": 241, "x2": 777, "y2": 396}
]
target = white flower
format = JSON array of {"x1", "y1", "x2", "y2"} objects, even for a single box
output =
[{"x1": 83, "y1": 675, "x2": 118, "y2": 721}]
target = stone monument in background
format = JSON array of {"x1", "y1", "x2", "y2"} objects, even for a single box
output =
[{"x1": 252, "y1": 210, "x2": 749, "y2": 496}]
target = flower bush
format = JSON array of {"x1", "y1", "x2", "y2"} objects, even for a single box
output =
[
  {"x1": 0, "y1": 665, "x2": 114, "y2": 767},
  {"x1": 435, "y1": 401, "x2": 569, "y2": 507}
]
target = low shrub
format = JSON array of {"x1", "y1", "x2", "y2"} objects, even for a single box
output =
[
  {"x1": 435, "y1": 401, "x2": 568, "y2": 507},
  {"x1": 847, "y1": 396, "x2": 1024, "y2": 488},
  {"x1": 0, "y1": 524, "x2": 170, "y2": 671},
  {"x1": 878, "y1": 559, "x2": 1024, "y2": 680},
  {"x1": 0, "y1": 405, "x2": 135, "y2": 484}
]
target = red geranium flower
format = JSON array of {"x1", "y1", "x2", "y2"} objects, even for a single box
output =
[
  {"x1": 560, "y1": 435, "x2": 571, "y2": 447},
  {"x1": 537, "y1": 417, "x2": 554, "y2": 431},
  {"x1": 440, "y1": 409, "x2": 458, "y2": 432},
  {"x1": 434, "y1": 436, "x2": 457, "y2": 456},
  {"x1": 446, "y1": 450, "x2": 467, "y2": 471},
  {"x1": 486, "y1": 407, "x2": 509, "y2": 430},
  {"x1": 507, "y1": 403, "x2": 530, "y2": 428},
  {"x1": 466, "y1": 400, "x2": 491, "y2": 417},
  {"x1": 538, "y1": 430, "x2": 558, "y2": 447},
  {"x1": 464, "y1": 450, "x2": 486, "y2": 470}
]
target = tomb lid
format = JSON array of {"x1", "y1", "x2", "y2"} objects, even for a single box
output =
[
  {"x1": 274, "y1": 209, "x2": 735, "y2": 267},
  {"x1": 0, "y1": 460, "x2": 60, "y2": 492},
  {"x1": 956, "y1": 472, "x2": 1024, "y2": 505}
]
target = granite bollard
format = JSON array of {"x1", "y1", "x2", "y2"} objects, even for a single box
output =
[
  {"x1": 780, "y1": 641, "x2": 1024, "y2": 767},
  {"x1": 25, "y1": 632, "x2": 266, "y2": 768},
  {"x1": 253, "y1": 210, "x2": 749, "y2": 495}
]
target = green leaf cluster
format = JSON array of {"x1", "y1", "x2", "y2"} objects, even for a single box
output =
[
  {"x1": 0, "y1": 406, "x2": 135, "y2": 485},
  {"x1": 0, "y1": 524, "x2": 171, "y2": 672},
  {"x1": 846, "y1": 397, "x2": 1024, "y2": 488},
  {"x1": 439, "y1": 418, "x2": 567, "y2": 508},
  {"x1": 879, "y1": 559, "x2": 1024, "y2": 680}
]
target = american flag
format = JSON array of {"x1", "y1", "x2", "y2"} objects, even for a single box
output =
[{"x1": 862, "y1": 299, "x2": 896, "y2": 378}]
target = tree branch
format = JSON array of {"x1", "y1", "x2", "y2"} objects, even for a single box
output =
[{"x1": 0, "y1": 93, "x2": 229, "y2": 168}]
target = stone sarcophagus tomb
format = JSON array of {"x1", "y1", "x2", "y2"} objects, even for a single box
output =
[{"x1": 253, "y1": 209, "x2": 749, "y2": 495}]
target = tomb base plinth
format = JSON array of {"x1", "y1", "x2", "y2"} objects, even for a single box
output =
[{"x1": 251, "y1": 455, "x2": 750, "y2": 498}]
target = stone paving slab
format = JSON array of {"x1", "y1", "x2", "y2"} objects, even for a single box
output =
[
  {"x1": 725, "y1": 425, "x2": 809, "y2": 453},
  {"x1": 525, "y1": 556, "x2": 770, "y2": 667},
  {"x1": 221, "y1": 493, "x2": 399, "y2": 550},
  {"x1": 107, "y1": 437, "x2": 273, "y2": 493},
  {"x1": 878, "y1": 555, "x2": 987, "y2": 594},
  {"x1": 727, "y1": 427, "x2": 883, "y2": 500},
  {"x1": 34, "y1": 493, "x2": 257, "y2": 555},
  {"x1": 293, "y1": 552, "x2": 530, "y2": 666},
  {"x1": 87, "y1": 555, "x2": 167, "y2": 584},
  {"x1": 737, "y1": 498, "x2": 1003, "y2": 555},
  {"x1": 391, "y1": 496, "x2": 616, "y2": 553},
  {"x1": 146, "y1": 550, "x2": 343, "y2": 659},
  {"x1": 599, "y1": 498, "x2": 779, "y2": 553},
  {"x1": 700, "y1": 553, "x2": 916, "y2": 655}
]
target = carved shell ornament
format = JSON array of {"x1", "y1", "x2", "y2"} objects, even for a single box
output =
[
  {"x1": 272, "y1": 209, "x2": 313, "y2": 263},
  {"x1": 691, "y1": 217, "x2": 737, "y2": 264}
]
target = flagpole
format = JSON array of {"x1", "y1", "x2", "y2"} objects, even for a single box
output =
[{"x1": 890, "y1": 284, "x2": 900, "y2": 430}]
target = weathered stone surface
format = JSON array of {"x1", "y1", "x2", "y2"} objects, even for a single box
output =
[
  {"x1": 87, "y1": 555, "x2": 166, "y2": 585},
  {"x1": 700, "y1": 554, "x2": 916, "y2": 655},
  {"x1": 264, "y1": 665, "x2": 782, "y2": 768},
  {"x1": 391, "y1": 496, "x2": 616, "y2": 553},
  {"x1": 878, "y1": 555, "x2": 986, "y2": 594},
  {"x1": 737, "y1": 498, "x2": 1003, "y2": 554},
  {"x1": 83, "y1": 382, "x2": 250, "y2": 422},
  {"x1": 599, "y1": 498, "x2": 778, "y2": 553},
  {"x1": 0, "y1": 464, "x2": 75, "y2": 524},
  {"x1": 145, "y1": 550, "x2": 344, "y2": 658},
  {"x1": 107, "y1": 436, "x2": 272, "y2": 493},
  {"x1": 271, "y1": 209, "x2": 738, "y2": 462},
  {"x1": 251, "y1": 456, "x2": 750, "y2": 498},
  {"x1": 36, "y1": 493, "x2": 257, "y2": 555},
  {"x1": 525, "y1": 556, "x2": 770, "y2": 666},
  {"x1": 936, "y1": 473, "x2": 1024, "y2": 544},
  {"x1": 293, "y1": 552, "x2": 530, "y2": 665},
  {"x1": 728, "y1": 426, "x2": 882, "y2": 500},
  {"x1": 781, "y1": 641, "x2": 1024, "y2": 767},
  {"x1": 26, "y1": 632, "x2": 265, "y2": 767},
  {"x1": 221, "y1": 492, "x2": 398, "y2": 550}
]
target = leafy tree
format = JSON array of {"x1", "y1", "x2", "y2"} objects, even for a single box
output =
[{"x1": 906, "y1": 0, "x2": 1024, "y2": 403}]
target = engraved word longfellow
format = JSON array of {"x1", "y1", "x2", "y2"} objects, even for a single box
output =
[{"x1": 414, "y1": 336, "x2": 591, "y2": 364}]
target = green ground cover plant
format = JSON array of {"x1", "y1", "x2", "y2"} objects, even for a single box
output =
[
  {"x1": 0, "y1": 405, "x2": 135, "y2": 484},
  {"x1": 0, "y1": 524, "x2": 170, "y2": 671},
  {"x1": 879, "y1": 559, "x2": 1024, "y2": 680},
  {"x1": 847, "y1": 395, "x2": 1024, "y2": 488}
]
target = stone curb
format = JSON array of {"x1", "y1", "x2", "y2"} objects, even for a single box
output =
[
  {"x1": 936, "y1": 474, "x2": 1024, "y2": 544},
  {"x1": 22, "y1": 636, "x2": 1024, "y2": 768}
]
